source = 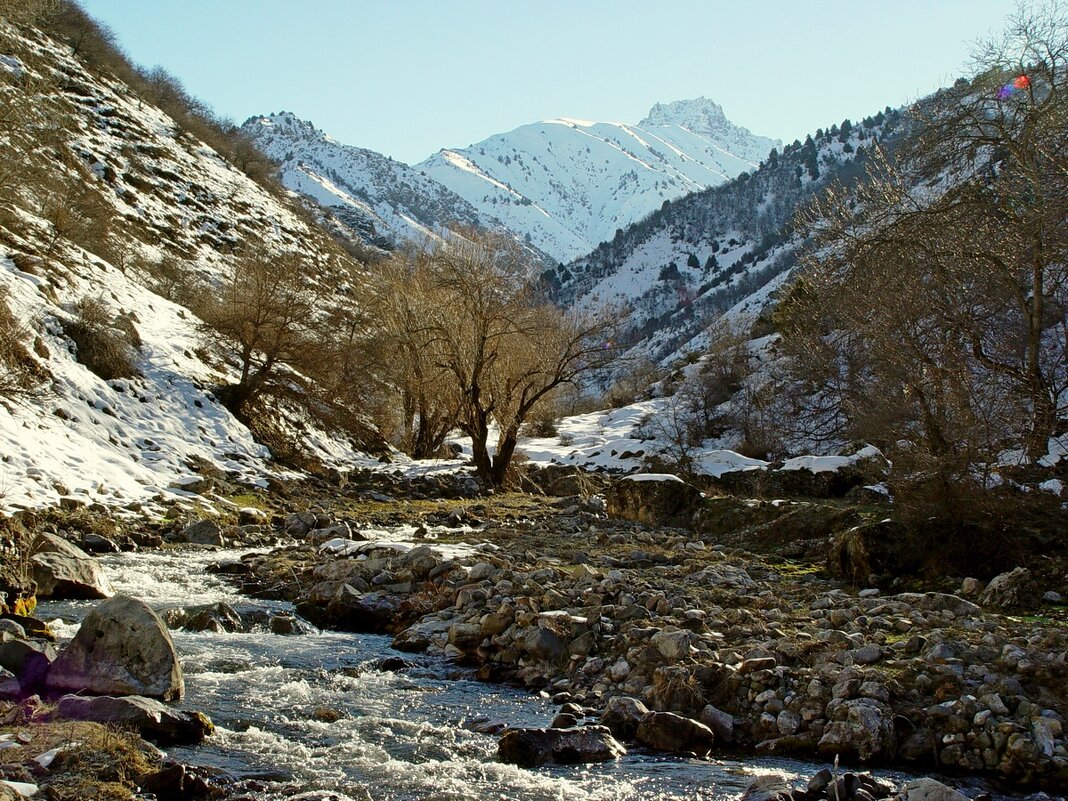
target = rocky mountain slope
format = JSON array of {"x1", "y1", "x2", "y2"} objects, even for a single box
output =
[
  {"x1": 0, "y1": 15, "x2": 378, "y2": 516},
  {"x1": 550, "y1": 109, "x2": 904, "y2": 368},
  {"x1": 241, "y1": 112, "x2": 501, "y2": 248},
  {"x1": 418, "y1": 98, "x2": 780, "y2": 262}
]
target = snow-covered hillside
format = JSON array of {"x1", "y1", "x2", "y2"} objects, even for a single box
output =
[
  {"x1": 418, "y1": 98, "x2": 780, "y2": 262},
  {"x1": 0, "y1": 21, "x2": 376, "y2": 515},
  {"x1": 551, "y1": 109, "x2": 906, "y2": 370},
  {"x1": 242, "y1": 112, "x2": 500, "y2": 248}
]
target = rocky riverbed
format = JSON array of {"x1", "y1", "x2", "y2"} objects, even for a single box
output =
[
  {"x1": 1, "y1": 468, "x2": 1066, "y2": 799},
  {"x1": 231, "y1": 478, "x2": 1068, "y2": 794}
]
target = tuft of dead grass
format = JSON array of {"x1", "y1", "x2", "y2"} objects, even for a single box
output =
[{"x1": 0, "y1": 700, "x2": 160, "y2": 801}]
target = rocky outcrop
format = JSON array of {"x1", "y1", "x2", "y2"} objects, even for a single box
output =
[
  {"x1": 55, "y1": 694, "x2": 213, "y2": 745},
  {"x1": 46, "y1": 595, "x2": 184, "y2": 701},
  {"x1": 497, "y1": 726, "x2": 625, "y2": 767},
  {"x1": 29, "y1": 533, "x2": 114, "y2": 600}
]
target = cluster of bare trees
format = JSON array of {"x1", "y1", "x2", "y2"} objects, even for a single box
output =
[
  {"x1": 769, "y1": 3, "x2": 1067, "y2": 511},
  {"x1": 367, "y1": 233, "x2": 617, "y2": 486},
  {"x1": 195, "y1": 231, "x2": 617, "y2": 486}
]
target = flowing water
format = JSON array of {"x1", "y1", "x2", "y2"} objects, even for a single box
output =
[{"x1": 39, "y1": 545, "x2": 884, "y2": 801}]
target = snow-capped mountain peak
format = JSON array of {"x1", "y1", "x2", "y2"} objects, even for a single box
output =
[
  {"x1": 418, "y1": 99, "x2": 781, "y2": 262},
  {"x1": 639, "y1": 98, "x2": 777, "y2": 164}
]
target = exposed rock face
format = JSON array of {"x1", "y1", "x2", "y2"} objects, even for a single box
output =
[
  {"x1": 497, "y1": 726, "x2": 625, "y2": 767},
  {"x1": 29, "y1": 533, "x2": 114, "y2": 600},
  {"x1": 635, "y1": 711, "x2": 715, "y2": 755},
  {"x1": 56, "y1": 694, "x2": 213, "y2": 745},
  {"x1": 46, "y1": 595, "x2": 184, "y2": 701},
  {"x1": 818, "y1": 699, "x2": 895, "y2": 761},
  {"x1": 605, "y1": 475, "x2": 703, "y2": 527}
]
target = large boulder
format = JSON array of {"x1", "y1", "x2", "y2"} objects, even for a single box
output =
[
  {"x1": 56, "y1": 694, "x2": 213, "y2": 745},
  {"x1": 522, "y1": 626, "x2": 567, "y2": 663},
  {"x1": 46, "y1": 595, "x2": 184, "y2": 701},
  {"x1": 29, "y1": 533, "x2": 113, "y2": 600},
  {"x1": 979, "y1": 567, "x2": 1039, "y2": 611},
  {"x1": 497, "y1": 726, "x2": 625, "y2": 767},
  {"x1": 180, "y1": 520, "x2": 223, "y2": 547},
  {"x1": 635, "y1": 711, "x2": 715, "y2": 755},
  {"x1": 818, "y1": 698, "x2": 895, "y2": 761},
  {"x1": 605, "y1": 475, "x2": 703, "y2": 527}
]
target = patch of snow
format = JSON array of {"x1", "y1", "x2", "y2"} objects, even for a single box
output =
[{"x1": 781, "y1": 445, "x2": 883, "y2": 474}]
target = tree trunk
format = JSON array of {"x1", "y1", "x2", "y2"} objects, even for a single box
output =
[
  {"x1": 490, "y1": 428, "x2": 520, "y2": 487},
  {"x1": 468, "y1": 412, "x2": 493, "y2": 483}
]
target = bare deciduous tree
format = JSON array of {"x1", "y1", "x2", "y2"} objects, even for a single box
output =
[{"x1": 198, "y1": 248, "x2": 315, "y2": 418}]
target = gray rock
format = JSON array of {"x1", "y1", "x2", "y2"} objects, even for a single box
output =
[
  {"x1": 0, "y1": 620, "x2": 26, "y2": 639},
  {"x1": 0, "y1": 639, "x2": 55, "y2": 691},
  {"x1": 181, "y1": 520, "x2": 223, "y2": 546},
  {"x1": 523, "y1": 626, "x2": 567, "y2": 663},
  {"x1": 1032, "y1": 717, "x2": 1062, "y2": 757},
  {"x1": 81, "y1": 533, "x2": 120, "y2": 554},
  {"x1": 699, "y1": 704, "x2": 735, "y2": 743},
  {"x1": 979, "y1": 567, "x2": 1038, "y2": 610},
  {"x1": 46, "y1": 595, "x2": 184, "y2": 701},
  {"x1": 600, "y1": 696, "x2": 649, "y2": 740},
  {"x1": 740, "y1": 775, "x2": 794, "y2": 801},
  {"x1": 817, "y1": 698, "x2": 894, "y2": 761},
  {"x1": 163, "y1": 602, "x2": 244, "y2": 633},
  {"x1": 776, "y1": 710, "x2": 801, "y2": 736},
  {"x1": 29, "y1": 533, "x2": 114, "y2": 600},
  {"x1": 854, "y1": 644, "x2": 883, "y2": 664},
  {"x1": 651, "y1": 628, "x2": 691, "y2": 661},
  {"x1": 285, "y1": 511, "x2": 317, "y2": 537},
  {"x1": 636, "y1": 711, "x2": 715, "y2": 755},
  {"x1": 55, "y1": 694, "x2": 212, "y2": 744},
  {"x1": 497, "y1": 726, "x2": 624, "y2": 767},
  {"x1": 901, "y1": 778, "x2": 969, "y2": 801}
]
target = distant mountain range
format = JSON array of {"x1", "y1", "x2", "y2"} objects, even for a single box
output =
[{"x1": 242, "y1": 99, "x2": 779, "y2": 262}]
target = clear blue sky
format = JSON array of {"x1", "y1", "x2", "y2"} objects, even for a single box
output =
[{"x1": 78, "y1": 0, "x2": 1018, "y2": 164}]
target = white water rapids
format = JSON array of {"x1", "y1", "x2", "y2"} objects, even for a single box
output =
[{"x1": 39, "y1": 545, "x2": 841, "y2": 800}]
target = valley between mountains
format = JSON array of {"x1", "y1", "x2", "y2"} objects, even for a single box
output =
[{"x1": 0, "y1": 3, "x2": 1066, "y2": 801}]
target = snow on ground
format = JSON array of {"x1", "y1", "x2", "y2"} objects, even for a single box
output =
[
  {"x1": 0, "y1": 27, "x2": 374, "y2": 517},
  {"x1": 781, "y1": 445, "x2": 885, "y2": 474}
]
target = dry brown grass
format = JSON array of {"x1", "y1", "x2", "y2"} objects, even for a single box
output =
[{"x1": 0, "y1": 701, "x2": 159, "y2": 801}]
